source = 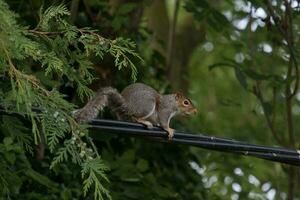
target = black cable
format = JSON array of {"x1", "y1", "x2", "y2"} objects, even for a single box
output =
[
  {"x1": 91, "y1": 119, "x2": 299, "y2": 156},
  {"x1": 1, "y1": 107, "x2": 300, "y2": 166},
  {"x1": 90, "y1": 123, "x2": 300, "y2": 166}
]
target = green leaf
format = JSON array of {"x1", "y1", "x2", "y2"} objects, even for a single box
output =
[
  {"x1": 5, "y1": 152, "x2": 16, "y2": 164},
  {"x1": 208, "y1": 62, "x2": 236, "y2": 70},
  {"x1": 39, "y1": 4, "x2": 70, "y2": 31},
  {"x1": 212, "y1": 10, "x2": 230, "y2": 25},
  {"x1": 25, "y1": 169, "x2": 59, "y2": 192},
  {"x1": 262, "y1": 102, "x2": 272, "y2": 116},
  {"x1": 81, "y1": 158, "x2": 111, "y2": 200},
  {"x1": 244, "y1": 69, "x2": 271, "y2": 80},
  {"x1": 3, "y1": 137, "x2": 13, "y2": 146},
  {"x1": 120, "y1": 149, "x2": 135, "y2": 162},
  {"x1": 136, "y1": 159, "x2": 149, "y2": 172},
  {"x1": 234, "y1": 67, "x2": 248, "y2": 90},
  {"x1": 118, "y1": 3, "x2": 137, "y2": 15}
]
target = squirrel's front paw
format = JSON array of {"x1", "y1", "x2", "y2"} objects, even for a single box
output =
[{"x1": 165, "y1": 128, "x2": 174, "y2": 140}]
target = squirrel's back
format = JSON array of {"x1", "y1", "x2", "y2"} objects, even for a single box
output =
[{"x1": 121, "y1": 83, "x2": 160, "y2": 118}]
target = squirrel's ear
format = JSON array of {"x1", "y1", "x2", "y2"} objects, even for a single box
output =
[{"x1": 175, "y1": 91, "x2": 184, "y2": 100}]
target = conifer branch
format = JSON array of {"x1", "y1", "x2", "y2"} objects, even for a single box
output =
[{"x1": 1, "y1": 42, "x2": 50, "y2": 97}]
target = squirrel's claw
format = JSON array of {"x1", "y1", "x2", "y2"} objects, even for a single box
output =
[{"x1": 165, "y1": 128, "x2": 174, "y2": 140}]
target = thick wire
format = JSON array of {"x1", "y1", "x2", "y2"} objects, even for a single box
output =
[
  {"x1": 90, "y1": 119, "x2": 300, "y2": 166},
  {"x1": 1, "y1": 108, "x2": 300, "y2": 166}
]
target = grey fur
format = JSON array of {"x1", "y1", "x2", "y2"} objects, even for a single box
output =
[
  {"x1": 74, "y1": 87, "x2": 126, "y2": 123},
  {"x1": 157, "y1": 94, "x2": 179, "y2": 129},
  {"x1": 74, "y1": 83, "x2": 180, "y2": 129},
  {"x1": 121, "y1": 83, "x2": 158, "y2": 118}
]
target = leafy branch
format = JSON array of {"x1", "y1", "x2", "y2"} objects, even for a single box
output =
[
  {"x1": 28, "y1": 27, "x2": 142, "y2": 82},
  {"x1": 82, "y1": 158, "x2": 111, "y2": 200},
  {"x1": 0, "y1": 2, "x2": 144, "y2": 199},
  {"x1": 1, "y1": 41, "x2": 50, "y2": 97}
]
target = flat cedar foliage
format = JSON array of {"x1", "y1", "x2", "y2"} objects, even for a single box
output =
[
  {"x1": 0, "y1": 1, "x2": 139, "y2": 199},
  {"x1": 1, "y1": 0, "x2": 300, "y2": 200}
]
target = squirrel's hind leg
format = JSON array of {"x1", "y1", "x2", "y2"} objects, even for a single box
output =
[{"x1": 134, "y1": 117, "x2": 153, "y2": 129}]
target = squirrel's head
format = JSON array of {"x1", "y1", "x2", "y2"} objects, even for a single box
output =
[{"x1": 175, "y1": 92, "x2": 197, "y2": 116}]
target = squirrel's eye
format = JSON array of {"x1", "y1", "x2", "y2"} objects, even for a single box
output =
[{"x1": 183, "y1": 100, "x2": 190, "y2": 106}]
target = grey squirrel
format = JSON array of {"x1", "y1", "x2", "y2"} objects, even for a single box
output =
[{"x1": 74, "y1": 83, "x2": 197, "y2": 139}]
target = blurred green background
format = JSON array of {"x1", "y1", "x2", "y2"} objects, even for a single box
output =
[{"x1": 1, "y1": 0, "x2": 300, "y2": 199}]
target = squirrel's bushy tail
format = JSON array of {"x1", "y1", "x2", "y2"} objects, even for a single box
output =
[{"x1": 74, "y1": 87, "x2": 125, "y2": 123}]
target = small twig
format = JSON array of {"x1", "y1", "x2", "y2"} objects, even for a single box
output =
[
  {"x1": 271, "y1": 87, "x2": 277, "y2": 124},
  {"x1": 253, "y1": 82, "x2": 283, "y2": 145},
  {"x1": 248, "y1": 7, "x2": 281, "y2": 144},
  {"x1": 28, "y1": 28, "x2": 106, "y2": 44},
  {"x1": 248, "y1": 6, "x2": 281, "y2": 144},
  {"x1": 28, "y1": 29, "x2": 65, "y2": 35},
  {"x1": 78, "y1": 29, "x2": 105, "y2": 42},
  {"x1": 264, "y1": 0, "x2": 285, "y2": 36},
  {"x1": 264, "y1": 0, "x2": 299, "y2": 99},
  {"x1": 286, "y1": 59, "x2": 296, "y2": 148},
  {"x1": 285, "y1": 0, "x2": 299, "y2": 99}
]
